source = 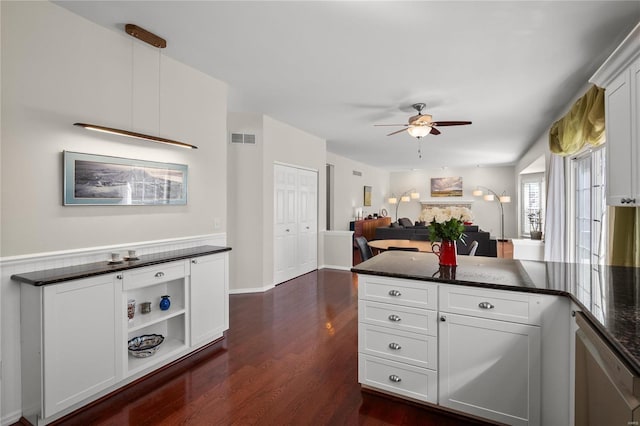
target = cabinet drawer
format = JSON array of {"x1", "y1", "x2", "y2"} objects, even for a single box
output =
[
  {"x1": 439, "y1": 285, "x2": 542, "y2": 325},
  {"x1": 123, "y1": 262, "x2": 187, "y2": 290},
  {"x1": 359, "y1": 354, "x2": 437, "y2": 403},
  {"x1": 359, "y1": 323, "x2": 437, "y2": 370},
  {"x1": 359, "y1": 300, "x2": 437, "y2": 335},
  {"x1": 359, "y1": 275, "x2": 437, "y2": 310}
]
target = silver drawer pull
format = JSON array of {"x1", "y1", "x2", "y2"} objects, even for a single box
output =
[
  {"x1": 478, "y1": 302, "x2": 494, "y2": 309},
  {"x1": 388, "y1": 289, "x2": 402, "y2": 297},
  {"x1": 155, "y1": 272, "x2": 165, "y2": 278},
  {"x1": 389, "y1": 375, "x2": 402, "y2": 383},
  {"x1": 388, "y1": 314, "x2": 401, "y2": 322},
  {"x1": 388, "y1": 342, "x2": 402, "y2": 350}
]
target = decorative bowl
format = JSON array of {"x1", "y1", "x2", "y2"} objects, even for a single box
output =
[{"x1": 128, "y1": 334, "x2": 164, "y2": 358}]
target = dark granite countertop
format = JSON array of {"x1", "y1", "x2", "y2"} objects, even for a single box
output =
[
  {"x1": 11, "y1": 245, "x2": 231, "y2": 286},
  {"x1": 352, "y1": 251, "x2": 640, "y2": 375}
]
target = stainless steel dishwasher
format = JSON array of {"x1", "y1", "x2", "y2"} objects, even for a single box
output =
[{"x1": 575, "y1": 312, "x2": 640, "y2": 425}]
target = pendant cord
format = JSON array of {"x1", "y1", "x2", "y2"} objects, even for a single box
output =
[
  {"x1": 131, "y1": 38, "x2": 134, "y2": 131},
  {"x1": 158, "y1": 48, "x2": 161, "y2": 138}
]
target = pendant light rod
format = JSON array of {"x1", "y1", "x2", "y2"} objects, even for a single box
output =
[{"x1": 74, "y1": 123, "x2": 198, "y2": 149}]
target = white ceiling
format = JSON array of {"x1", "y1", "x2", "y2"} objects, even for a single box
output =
[{"x1": 55, "y1": 1, "x2": 640, "y2": 171}]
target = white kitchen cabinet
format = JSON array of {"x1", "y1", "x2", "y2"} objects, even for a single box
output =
[
  {"x1": 357, "y1": 275, "x2": 439, "y2": 404},
  {"x1": 439, "y1": 313, "x2": 541, "y2": 426},
  {"x1": 21, "y1": 274, "x2": 122, "y2": 423},
  {"x1": 590, "y1": 24, "x2": 640, "y2": 206},
  {"x1": 190, "y1": 253, "x2": 229, "y2": 348},
  {"x1": 439, "y1": 285, "x2": 541, "y2": 426},
  {"x1": 16, "y1": 247, "x2": 230, "y2": 425}
]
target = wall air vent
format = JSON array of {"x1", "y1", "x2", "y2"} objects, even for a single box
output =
[
  {"x1": 353, "y1": 170, "x2": 362, "y2": 177},
  {"x1": 230, "y1": 133, "x2": 256, "y2": 144}
]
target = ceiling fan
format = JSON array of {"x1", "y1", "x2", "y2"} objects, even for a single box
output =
[{"x1": 374, "y1": 103, "x2": 472, "y2": 138}]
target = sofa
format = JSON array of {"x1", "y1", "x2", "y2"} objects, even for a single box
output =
[{"x1": 374, "y1": 219, "x2": 497, "y2": 257}]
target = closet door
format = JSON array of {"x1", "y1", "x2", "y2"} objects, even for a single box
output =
[
  {"x1": 274, "y1": 164, "x2": 318, "y2": 285},
  {"x1": 298, "y1": 169, "x2": 318, "y2": 274},
  {"x1": 274, "y1": 164, "x2": 299, "y2": 284}
]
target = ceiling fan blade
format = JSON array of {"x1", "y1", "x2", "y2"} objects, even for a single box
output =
[
  {"x1": 430, "y1": 127, "x2": 441, "y2": 135},
  {"x1": 386, "y1": 128, "x2": 408, "y2": 136},
  {"x1": 374, "y1": 124, "x2": 410, "y2": 127},
  {"x1": 431, "y1": 121, "x2": 472, "y2": 126}
]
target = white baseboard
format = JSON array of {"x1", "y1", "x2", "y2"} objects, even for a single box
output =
[
  {"x1": 2, "y1": 408, "x2": 22, "y2": 426},
  {"x1": 229, "y1": 284, "x2": 274, "y2": 294},
  {"x1": 319, "y1": 264, "x2": 352, "y2": 271}
]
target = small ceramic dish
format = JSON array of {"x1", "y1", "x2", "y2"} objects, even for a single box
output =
[{"x1": 128, "y1": 334, "x2": 164, "y2": 358}]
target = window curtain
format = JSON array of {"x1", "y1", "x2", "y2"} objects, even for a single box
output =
[
  {"x1": 549, "y1": 85, "x2": 605, "y2": 156},
  {"x1": 608, "y1": 206, "x2": 640, "y2": 267},
  {"x1": 544, "y1": 154, "x2": 566, "y2": 262}
]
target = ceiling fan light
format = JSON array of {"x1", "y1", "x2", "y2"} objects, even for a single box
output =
[{"x1": 407, "y1": 125, "x2": 431, "y2": 138}]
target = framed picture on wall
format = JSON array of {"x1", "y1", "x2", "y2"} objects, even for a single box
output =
[
  {"x1": 363, "y1": 185, "x2": 372, "y2": 206},
  {"x1": 63, "y1": 151, "x2": 188, "y2": 205},
  {"x1": 431, "y1": 177, "x2": 463, "y2": 197}
]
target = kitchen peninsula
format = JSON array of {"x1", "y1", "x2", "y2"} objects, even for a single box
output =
[{"x1": 352, "y1": 251, "x2": 640, "y2": 425}]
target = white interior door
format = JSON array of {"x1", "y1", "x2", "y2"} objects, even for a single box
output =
[
  {"x1": 274, "y1": 164, "x2": 299, "y2": 284},
  {"x1": 298, "y1": 169, "x2": 318, "y2": 274},
  {"x1": 274, "y1": 164, "x2": 318, "y2": 284}
]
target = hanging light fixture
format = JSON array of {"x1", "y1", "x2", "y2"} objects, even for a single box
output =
[
  {"x1": 407, "y1": 125, "x2": 431, "y2": 138},
  {"x1": 74, "y1": 24, "x2": 198, "y2": 150}
]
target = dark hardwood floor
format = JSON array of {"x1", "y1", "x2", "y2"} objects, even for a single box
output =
[{"x1": 42, "y1": 269, "x2": 494, "y2": 426}]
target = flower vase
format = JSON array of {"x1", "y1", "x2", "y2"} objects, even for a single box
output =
[{"x1": 432, "y1": 239, "x2": 457, "y2": 266}]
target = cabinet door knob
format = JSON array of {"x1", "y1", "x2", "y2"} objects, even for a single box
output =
[
  {"x1": 388, "y1": 289, "x2": 402, "y2": 297},
  {"x1": 192, "y1": 259, "x2": 198, "y2": 264},
  {"x1": 116, "y1": 274, "x2": 123, "y2": 280},
  {"x1": 388, "y1": 375, "x2": 402, "y2": 383},
  {"x1": 440, "y1": 315, "x2": 446, "y2": 322},
  {"x1": 155, "y1": 272, "x2": 165, "y2": 278},
  {"x1": 286, "y1": 229, "x2": 290, "y2": 232},
  {"x1": 388, "y1": 314, "x2": 401, "y2": 322},
  {"x1": 478, "y1": 302, "x2": 494, "y2": 309},
  {"x1": 388, "y1": 342, "x2": 402, "y2": 350}
]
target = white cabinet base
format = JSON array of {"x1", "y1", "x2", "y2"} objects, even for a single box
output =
[{"x1": 439, "y1": 313, "x2": 541, "y2": 426}]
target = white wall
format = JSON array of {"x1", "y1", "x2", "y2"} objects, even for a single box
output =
[
  {"x1": 326, "y1": 152, "x2": 391, "y2": 231},
  {"x1": 227, "y1": 112, "x2": 265, "y2": 292},
  {"x1": 1, "y1": 2, "x2": 228, "y2": 422},
  {"x1": 390, "y1": 167, "x2": 517, "y2": 240},
  {"x1": 262, "y1": 116, "x2": 326, "y2": 288},
  {"x1": 1, "y1": 2, "x2": 228, "y2": 257}
]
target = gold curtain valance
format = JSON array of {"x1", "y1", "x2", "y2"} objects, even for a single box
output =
[{"x1": 549, "y1": 85, "x2": 605, "y2": 155}]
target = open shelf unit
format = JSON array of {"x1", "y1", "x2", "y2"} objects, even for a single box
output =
[{"x1": 122, "y1": 264, "x2": 189, "y2": 377}]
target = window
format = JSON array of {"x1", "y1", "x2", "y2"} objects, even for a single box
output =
[
  {"x1": 570, "y1": 147, "x2": 606, "y2": 321},
  {"x1": 520, "y1": 173, "x2": 545, "y2": 237},
  {"x1": 571, "y1": 147, "x2": 606, "y2": 265}
]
